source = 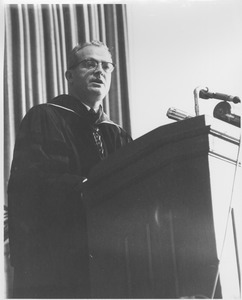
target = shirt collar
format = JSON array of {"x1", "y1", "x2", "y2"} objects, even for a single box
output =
[{"x1": 81, "y1": 102, "x2": 101, "y2": 113}]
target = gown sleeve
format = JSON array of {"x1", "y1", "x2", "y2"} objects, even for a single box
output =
[{"x1": 8, "y1": 105, "x2": 86, "y2": 266}]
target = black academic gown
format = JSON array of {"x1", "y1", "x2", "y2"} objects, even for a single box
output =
[{"x1": 8, "y1": 94, "x2": 132, "y2": 298}]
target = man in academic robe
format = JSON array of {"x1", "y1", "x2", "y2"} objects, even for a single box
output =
[{"x1": 8, "y1": 40, "x2": 132, "y2": 298}]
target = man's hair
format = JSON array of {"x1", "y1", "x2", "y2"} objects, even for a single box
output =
[{"x1": 67, "y1": 40, "x2": 112, "y2": 70}]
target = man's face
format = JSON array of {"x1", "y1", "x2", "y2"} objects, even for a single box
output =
[{"x1": 67, "y1": 45, "x2": 113, "y2": 105}]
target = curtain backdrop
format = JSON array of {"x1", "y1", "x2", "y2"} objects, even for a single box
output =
[{"x1": 4, "y1": 3, "x2": 131, "y2": 297}]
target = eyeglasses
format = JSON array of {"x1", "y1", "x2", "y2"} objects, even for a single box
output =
[{"x1": 71, "y1": 59, "x2": 115, "y2": 73}]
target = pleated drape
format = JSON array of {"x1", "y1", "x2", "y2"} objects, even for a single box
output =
[{"x1": 4, "y1": 3, "x2": 131, "y2": 204}]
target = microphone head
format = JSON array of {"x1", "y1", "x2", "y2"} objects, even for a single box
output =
[
  {"x1": 213, "y1": 101, "x2": 231, "y2": 118},
  {"x1": 199, "y1": 89, "x2": 211, "y2": 99},
  {"x1": 232, "y1": 96, "x2": 241, "y2": 104}
]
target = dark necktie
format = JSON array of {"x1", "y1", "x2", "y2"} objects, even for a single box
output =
[{"x1": 88, "y1": 108, "x2": 99, "y2": 124}]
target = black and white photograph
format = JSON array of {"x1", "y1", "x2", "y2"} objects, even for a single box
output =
[{"x1": 2, "y1": 0, "x2": 242, "y2": 298}]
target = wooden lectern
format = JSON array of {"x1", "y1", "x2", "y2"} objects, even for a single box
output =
[{"x1": 83, "y1": 115, "x2": 241, "y2": 298}]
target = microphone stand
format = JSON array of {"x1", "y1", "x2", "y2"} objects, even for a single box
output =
[
  {"x1": 193, "y1": 86, "x2": 208, "y2": 116},
  {"x1": 193, "y1": 86, "x2": 241, "y2": 128}
]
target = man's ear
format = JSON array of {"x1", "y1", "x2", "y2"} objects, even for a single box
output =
[{"x1": 65, "y1": 70, "x2": 73, "y2": 83}]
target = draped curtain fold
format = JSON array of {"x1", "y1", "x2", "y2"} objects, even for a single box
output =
[{"x1": 4, "y1": 3, "x2": 131, "y2": 204}]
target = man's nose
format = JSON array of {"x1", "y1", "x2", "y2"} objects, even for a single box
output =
[{"x1": 94, "y1": 62, "x2": 104, "y2": 73}]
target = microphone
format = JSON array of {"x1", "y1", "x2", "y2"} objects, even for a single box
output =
[
  {"x1": 213, "y1": 101, "x2": 241, "y2": 128},
  {"x1": 167, "y1": 107, "x2": 194, "y2": 121},
  {"x1": 199, "y1": 88, "x2": 241, "y2": 104}
]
